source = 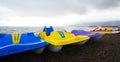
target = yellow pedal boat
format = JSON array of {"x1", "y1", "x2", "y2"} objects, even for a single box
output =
[
  {"x1": 40, "y1": 26, "x2": 89, "y2": 52},
  {"x1": 40, "y1": 31, "x2": 89, "y2": 46}
]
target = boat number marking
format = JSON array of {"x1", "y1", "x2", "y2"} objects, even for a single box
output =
[
  {"x1": 58, "y1": 31, "x2": 65, "y2": 38},
  {"x1": 12, "y1": 33, "x2": 22, "y2": 44}
]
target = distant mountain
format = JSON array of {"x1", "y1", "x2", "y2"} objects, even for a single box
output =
[{"x1": 77, "y1": 21, "x2": 120, "y2": 26}]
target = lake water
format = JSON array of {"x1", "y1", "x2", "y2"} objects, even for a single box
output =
[{"x1": 0, "y1": 26, "x2": 95, "y2": 33}]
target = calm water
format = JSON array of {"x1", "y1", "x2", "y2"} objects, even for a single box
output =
[{"x1": 0, "y1": 26, "x2": 94, "y2": 33}]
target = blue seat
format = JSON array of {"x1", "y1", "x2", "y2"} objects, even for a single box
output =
[{"x1": 43, "y1": 26, "x2": 54, "y2": 36}]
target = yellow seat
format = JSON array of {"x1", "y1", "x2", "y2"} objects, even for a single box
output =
[{"x1": 40, "y1": 31, "x2": 89, "y2": 46}]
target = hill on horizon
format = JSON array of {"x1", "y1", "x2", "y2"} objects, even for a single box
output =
[{"x1": 76, "y1": 21, "x2": 120, "y2": 26}]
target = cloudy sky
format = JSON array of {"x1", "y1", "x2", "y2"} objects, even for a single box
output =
[{"x1": 0, "y1": 0, "x2": 120, "y2": 26}]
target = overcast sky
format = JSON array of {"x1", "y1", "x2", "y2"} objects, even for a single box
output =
[{"x1": 0, "y1": 0, "x2": 120, "y2": 26}]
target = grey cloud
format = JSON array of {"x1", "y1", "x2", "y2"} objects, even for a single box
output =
[
  {"x1": 0, "y1": 0, "x2": 120, "y2": 16},
  {"x1": 87, "y1": 0, "x2": 120, "y2": 9}
]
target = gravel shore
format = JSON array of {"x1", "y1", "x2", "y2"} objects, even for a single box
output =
[{"x1": 0, "y1": 34, "x2": 120, "y2": 62}]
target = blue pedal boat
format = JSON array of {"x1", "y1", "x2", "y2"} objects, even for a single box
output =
[{"x1": 0, "y1": 32, "x2": 47, "y2": 56}]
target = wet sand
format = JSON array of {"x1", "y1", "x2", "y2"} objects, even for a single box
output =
[{"x1": 0, "y1": 34, "x2": 120, "y2": 62}]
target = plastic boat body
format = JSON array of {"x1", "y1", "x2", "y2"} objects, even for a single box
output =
[
  {"x1": 71, "y1": 30, "x2": 103, "y2": 38},
  {"x1": 0, "y1": 32, "x2": 47, "y2": 56},
  {"x1": 90, "y1": 27, "x2": 119, "y2": 34},
  {"x1": 40, "y1": 26, "x2": 89, "y2": 46}
]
